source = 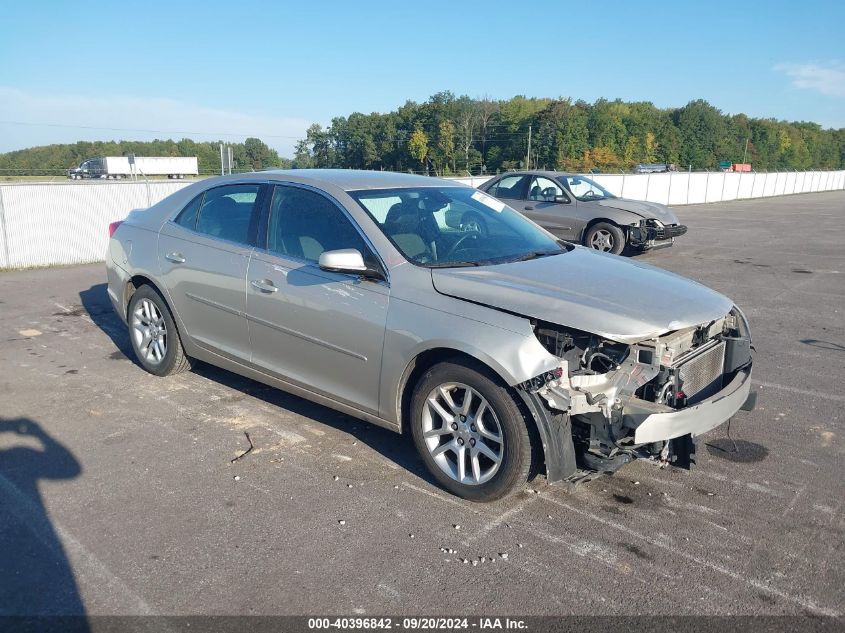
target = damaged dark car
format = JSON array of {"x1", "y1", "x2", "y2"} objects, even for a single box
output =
[{"x1": 479, "y1": 170, "x2": 688, "y2": 255}]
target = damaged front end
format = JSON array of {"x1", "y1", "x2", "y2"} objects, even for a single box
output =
[
  {"x1": 628, "y1": 218, "x2": 689, "y2": 251},
  {"x1": 518, "y1": 307, "x2": 754, "y2": 482}
]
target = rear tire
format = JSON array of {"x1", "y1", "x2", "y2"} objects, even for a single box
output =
[
  {"x1": 127, "y1": 285, "x2": 191, "y2": 377},
  {"x1": 584, "y1": 222, "x2": 625, "y2": 255},
  {"x1": 410, "y1": 359, "x2": 532, "y2": 502}
]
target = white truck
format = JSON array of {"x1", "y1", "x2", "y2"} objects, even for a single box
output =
[{"x1": 67, "y1": 156, "x2": 199, "y2": 180}]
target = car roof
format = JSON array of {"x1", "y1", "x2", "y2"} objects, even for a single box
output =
[
  {"x1": 494, "y1": 170, "x2": 578, "y2": 178},
  {"x1": 208, "y1": 169, "x2": 465, "y2": 192}
]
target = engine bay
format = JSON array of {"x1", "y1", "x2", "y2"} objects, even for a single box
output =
[{"x1": 523, "y1": 308, "x2": 753, "y2": 476}]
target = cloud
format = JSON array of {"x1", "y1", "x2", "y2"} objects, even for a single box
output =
[
  {"x1": 774, "y1": 61, "x2": 845, "y2": 98},
  {"x1": 0, "y1": 87, "x2": 311, "y2": 156}
]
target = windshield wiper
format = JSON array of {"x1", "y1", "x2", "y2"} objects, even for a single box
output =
[
  {"x1": 427, "y1": 260, "x2": 482, "y2": 268},
  {"x1": 506, "y1": 250, "x2": 562, "y2": 263}
]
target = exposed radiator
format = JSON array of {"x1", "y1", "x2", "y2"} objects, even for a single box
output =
[{"x1": 677, "y1": 341, "x2": 726, "y2": 403}]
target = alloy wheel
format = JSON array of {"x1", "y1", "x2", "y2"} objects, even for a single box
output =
[
  {"x1": 131, "y1": 298, "x2": 168, "y2": 364},
  {"x1": 421, "y1": 383, "x2": 503, "y2": 485},
  {"x1": 590, "y1": 229, "x2": 614, "y2": 251}
]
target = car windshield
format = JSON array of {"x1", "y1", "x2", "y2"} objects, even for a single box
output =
[
  {"x1": 350, "y1": 186, "x2": 565, "y2": 268},
  {"x1": 558, "y1": 176, "x2": 616, "y2": 201}
]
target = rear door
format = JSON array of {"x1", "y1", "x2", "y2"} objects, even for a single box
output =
[
  {"x1": 523, "y1": 175, "x2": 579, "y2": 238},
  {"x1": 158, "y1": 183, "x2": 266, "y2": 362},
  {"x1": 245, "y1": 184, "x2": 389, "y2": 414}
]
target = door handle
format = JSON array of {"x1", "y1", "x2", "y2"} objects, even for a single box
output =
[
  {"x1": 250, "y1": 279, "x2": 278, "y2": 293},
  {"x1": 165, "y1": 252, "x2": 186, "y2": 263},
  {"x1": 524, "y1": 205, "x2": 534, "y2": 210}
]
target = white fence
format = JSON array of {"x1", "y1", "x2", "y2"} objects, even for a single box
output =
[
  {"x1": 451, "y1": 169, "x2": 845, "y2": 205},
  {"x1": 0, "y1": 181, "x2": 191, "y2": 269},
  {"x1": 1, "y1": 170, "x2": 844, "y2": 269}
]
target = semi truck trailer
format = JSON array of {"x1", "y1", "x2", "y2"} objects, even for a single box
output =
[{"x1": 67, "y1": 156, "x2": 199, "y2": 179}]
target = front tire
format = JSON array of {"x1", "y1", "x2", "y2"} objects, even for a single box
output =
[
  {"x1": 127, "y1": 285, "x2": 191, "y2": 377},
  {"x1": 410, "y1": 360, "x2": 532, "y2": 501},
  {"x1": 584, "y1": 222, "x2": 625, "y2": 255}
]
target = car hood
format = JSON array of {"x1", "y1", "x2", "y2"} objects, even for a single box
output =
[
  {"x1": 430, "y1": 248, "x2": 733, "y2": 343},
  {"x1": 598, "y1": 198, "x2": 679, "y2": 224}
]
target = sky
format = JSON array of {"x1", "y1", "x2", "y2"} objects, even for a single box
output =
[{"x1": 1, "y1": 0, "x2": 843, "y2": 157}]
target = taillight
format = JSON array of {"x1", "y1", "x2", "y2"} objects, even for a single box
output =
[{"x1": 108, "y1": 221, "x2": 123, "y2": 237}]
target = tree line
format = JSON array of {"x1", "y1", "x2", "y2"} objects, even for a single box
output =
[
  {"x1": 2, "y1": 94, "x2": 843, "y2": 177},
  {"x1": 292, "y1": 93, "x2": 845, "y2": 174},
  {"x1": 0, "y1": 137, "x2": 289, "y2": 176}
]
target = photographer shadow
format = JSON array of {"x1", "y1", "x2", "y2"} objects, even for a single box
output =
[{"x1": 0, "y1": 417, "x2": 87, "y2": 625}]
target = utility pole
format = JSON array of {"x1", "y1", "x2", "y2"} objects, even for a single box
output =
[
  {"x1": 526, "y1": 125, "x2": 532, "y2": 169},
  {"x1": 220, "y1": 144, "x2": 225, "y2": 176},
  {"x1": 742, "y1": 138, "x2": 749, "y2": 165}
]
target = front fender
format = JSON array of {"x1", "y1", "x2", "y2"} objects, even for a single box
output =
[{"x1": 379, "y1": 296, "x2": 561, "y2": 425}]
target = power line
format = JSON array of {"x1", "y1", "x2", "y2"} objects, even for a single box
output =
[{"x1": 0, "y1": 120, "x2": 305, "y2": 140}]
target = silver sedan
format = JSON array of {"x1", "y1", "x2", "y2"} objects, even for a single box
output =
[{"x1": 106, "y1": 170, "x2": 754, "y2": 501}]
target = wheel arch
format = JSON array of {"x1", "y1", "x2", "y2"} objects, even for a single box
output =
[
  {"x1": 580, "y1": 217, "x2": 625, "y2": 242},
  {"x1": 125, "y1": 274, "x2": 170, "y2": 314},
  {"x1": 396, "y1": 347, "x2": 557, "y2": 480}
]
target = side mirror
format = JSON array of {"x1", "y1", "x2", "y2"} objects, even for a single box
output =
[
  {"x1": 554, "y1": 194, "x2": 570, "y2": 204},
  {"x1": 318, "y1": 249, "x2": 384, "y2": 280}
]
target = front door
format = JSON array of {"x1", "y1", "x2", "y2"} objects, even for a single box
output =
[
  {"x1": 523, "y1": 176, "x2": 580, "y2": 239},
  {"x1": 246, "y1": 184, "x2": 389, "y2": 415}
]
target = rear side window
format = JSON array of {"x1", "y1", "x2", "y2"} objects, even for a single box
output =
[
  {"x1": 195, "y1": 184, "x2": 261, "y2": 245},
  {"x1": 488, "y1": 175, "x2": 528, "y2": 200},
  {"x1": 174, "y1": 193, "x2": 203, "y2": 230}
]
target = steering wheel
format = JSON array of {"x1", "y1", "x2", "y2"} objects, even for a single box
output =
[
  {"x1": 460, "y1": 212, "x2": 488, "y2": 237},
  {"x1": 444, "y1": 231, "x2": 481, "y2": 258}
]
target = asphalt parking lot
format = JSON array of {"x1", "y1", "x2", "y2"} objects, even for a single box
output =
[{"x1": 1, "y1": 191, "x2": 843, "y2": 617}]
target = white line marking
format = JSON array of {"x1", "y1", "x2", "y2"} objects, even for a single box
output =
[
  {"x1": 401, "y1": 481, "x2": 479, "y2": 513},
  {"x1": 753, "y1": 380, "x2": 845, "y2": 403},
  {"x1": 465, "y1": 501, "x2": 531, "y2": 543},
  {"x1": 539, "y1": 493, "x2": 839, "y2": 616}
]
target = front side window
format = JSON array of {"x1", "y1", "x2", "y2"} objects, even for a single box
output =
[
  {"x1": 559, "y1": 176, "x2": 615, "y2": 201},
  {"x1": 351, "y1": 187, "x2": 564, "y2": 268},
  {"x1": 267, "y1": 185, "x2": 370, "y2": 265},
  {"x1": 195, "y1": 184, "x2": 261, "y2": 244},
  {"x1": 529, "y1": 176, "x2": 565, "y2": 201}
]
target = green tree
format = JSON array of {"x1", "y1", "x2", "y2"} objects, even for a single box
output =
[
  {"x1": 243, "y1": 137, "x2": 278, "y2": 170},
  {"x1": 408, "y1": 127, "x2": 429, "y2": 173},
  {"x1": 437, "y1": 120, "x2": 456, "y2": 174},
  {"x1": 675, "y1": 99, "x2": 724, "y2": 169}
]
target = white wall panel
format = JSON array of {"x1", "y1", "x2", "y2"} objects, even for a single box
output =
[{"x1": 1, "y1": 173, "x2": 842, "y2": 269}]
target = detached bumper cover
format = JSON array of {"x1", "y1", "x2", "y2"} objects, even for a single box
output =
[
  {"x1": 653, "y1": 224, "x2": 688, "y2": 240},
  {"x1": 630, "y1": 366, "x2": 753, "y2": 444},
  {"x1": 629, "y1": 223, "x2": 688, "y2": 249}
]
